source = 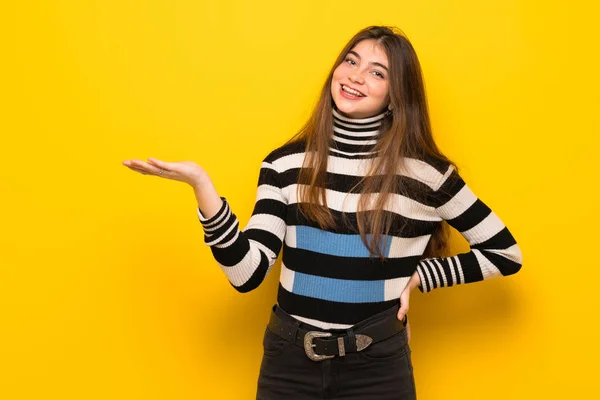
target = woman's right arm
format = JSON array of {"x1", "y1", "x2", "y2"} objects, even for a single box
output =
[
  {"x1": 122, "y1": 156, "x2": 287, "y2": 293},
  {"x1": 192, "y1": 179, "x2": 224, "y2": 220},
  {"x1": 195, "y1": 159, "x2": 287, "y2": 293}
]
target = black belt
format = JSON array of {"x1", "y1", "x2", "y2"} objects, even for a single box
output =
[{"x1": 267, "y1": 306, "x2": 407, "y2": 362}]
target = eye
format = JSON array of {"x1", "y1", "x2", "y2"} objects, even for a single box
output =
[
  {"x1": 345, "y1": 57, "x2": 357, "y2": 66},
  {"x1": 372, "y1": 70, "x2": 385, "y2": 79}
]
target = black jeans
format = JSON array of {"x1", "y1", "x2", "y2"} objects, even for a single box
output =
[{"x1": 256, "y1": 304, "x2": 417, "y2": 399}]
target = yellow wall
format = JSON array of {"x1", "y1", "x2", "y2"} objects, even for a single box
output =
[{"x1": 1, "y1": 0, "x2": 598, "y2": 398}]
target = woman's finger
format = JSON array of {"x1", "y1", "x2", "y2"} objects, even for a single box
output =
[
  {"x1": 147, "y1": 158, "x2": 174, "y2": 172},
  {"x1": 126, "y1": 165, "x2": 151, "y2": 175},
  {"x1": 123, "y1": 160, "x2": 167, "y2": 177},
  {"x1": 397, "y1": 289, "x2": 410, "y2": 322},
  {"x1": 128, "y1": 159, "x2": 164, "y2": 175},
  {"x1": 397, "y1": 306, "x2": 409, "y2": 323}
]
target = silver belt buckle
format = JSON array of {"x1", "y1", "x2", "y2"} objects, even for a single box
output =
[
  {"x1": 303, "y1": 331, "x2": 334, "y2": 361},
  {"x1": 303, "y1": 331, "x2": 374, "y2": 361}
]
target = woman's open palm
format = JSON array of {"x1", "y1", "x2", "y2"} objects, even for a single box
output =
[{"x1": 122, "y1": 158, "x2": 209, "y2": 187}]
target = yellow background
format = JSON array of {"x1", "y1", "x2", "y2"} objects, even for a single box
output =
[{"x1": 1, "y1": 0, "x2": 598, "y2": 398}]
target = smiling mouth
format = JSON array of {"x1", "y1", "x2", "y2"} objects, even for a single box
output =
[{"x1": 341, "y1": 84, "x2": 366, "y2": 97}]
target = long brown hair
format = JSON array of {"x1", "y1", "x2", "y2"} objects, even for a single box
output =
[{"x1": 286, "y1": 26, "x2": 457, "y2": 261}]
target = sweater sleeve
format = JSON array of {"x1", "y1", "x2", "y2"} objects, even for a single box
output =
[
  {"x1": 415, "y1": 165, "x2": 523, "y2": 293},
  {"x1": 197, "y1": 158, "x2": 287, "y2": 293}
]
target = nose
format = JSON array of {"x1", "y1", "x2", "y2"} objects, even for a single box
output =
[{"x1": 349, "y1": 70, "x2": 365, "y2": 85}]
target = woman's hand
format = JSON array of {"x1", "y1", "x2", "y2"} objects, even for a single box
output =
[
  {"x1": 397, "y1": 270, "x2": 421, "y2": 331},
  {"x1": 122, "y1": 158, "x2": 210, "y2": 188},
  {"x1": 123, "y1": 157, "x2": 224, "y2": 219}
]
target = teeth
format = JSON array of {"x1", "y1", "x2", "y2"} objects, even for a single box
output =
[{"x1": 342, "y1": 85, "x2": 364, "y2": 97}]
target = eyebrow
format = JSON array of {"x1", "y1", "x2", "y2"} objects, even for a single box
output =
[{"x1": 348, "y1": 50, "x2": 389, "y2": 72}]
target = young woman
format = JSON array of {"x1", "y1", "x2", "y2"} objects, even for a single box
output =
[{"x1": 123, "y1": 26, "x2": 523, "y2": 400}]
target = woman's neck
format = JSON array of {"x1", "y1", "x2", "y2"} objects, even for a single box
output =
[{"x1": 331, "y1": 108, "x2": 386, "y2": 157}]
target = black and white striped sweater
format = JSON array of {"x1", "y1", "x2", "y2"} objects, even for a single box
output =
[{"x1": 198, "y1": 109, "x2": 523, "y2": 329}]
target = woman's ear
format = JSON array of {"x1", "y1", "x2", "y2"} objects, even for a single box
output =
[{"x1": 385, "y1": 103, "x2": 394, "y2": 116}]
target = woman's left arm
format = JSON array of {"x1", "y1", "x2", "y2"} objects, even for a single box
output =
[{"x1": 415, "y1": 166, "x2": 523, "y2": 294}]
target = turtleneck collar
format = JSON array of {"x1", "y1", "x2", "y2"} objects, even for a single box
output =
[{"x1": 331, "y1": 108, "x2": 387, "y2": 157}]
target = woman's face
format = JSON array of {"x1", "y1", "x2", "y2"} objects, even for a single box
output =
[{"x1": 331, "y1": 39, "x2": 391, "y2": 119}]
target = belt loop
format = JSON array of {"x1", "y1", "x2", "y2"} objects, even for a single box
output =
[
  {"x1": 345, "y1": 328, "x2": 357, "y2": 353},
  {"x1": 289, "y1": 319, "x2": 300, "y2": 342}
]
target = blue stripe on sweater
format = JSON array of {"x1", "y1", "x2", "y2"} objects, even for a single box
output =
[
  {"x1": 292, "y1": 272, "x2": 385, "y2": 303},
  {"x1": 295, "y1": 225, "x2": 392, "y2": 257}
]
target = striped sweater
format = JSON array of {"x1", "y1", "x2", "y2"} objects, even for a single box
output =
[{"x1": 198, "y1": 109, "x2": 523, "y2": 330}]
